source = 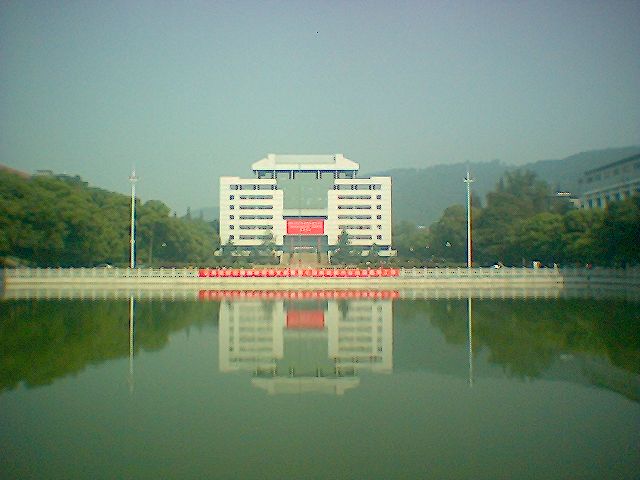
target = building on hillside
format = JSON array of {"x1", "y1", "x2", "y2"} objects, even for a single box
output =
[
  {"x1": 579, "y1": 153, "x2": 640, "y2": 209},
  {"x1": 219, "y1": 154, "x2": 393, "y2": 255}
]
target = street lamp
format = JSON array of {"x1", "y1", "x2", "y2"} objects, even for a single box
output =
[
  {"x1": 464, "y1": 170, "x2": 474, "y2": 269},
  {"x1": 129, "y1": 169, "x2": 138, "y2": 268}
]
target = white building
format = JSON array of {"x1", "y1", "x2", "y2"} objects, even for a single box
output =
[
  {"x1": 219, "y1": 154, "x2": 392, "y2": 254},
  {"x1": 579, "y1": 153, "x2": 640, "y2": 209}
]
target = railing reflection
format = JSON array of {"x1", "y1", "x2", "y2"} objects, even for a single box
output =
[{"x1": 4, "y1": 285, "x2": 638, "y2": 301}]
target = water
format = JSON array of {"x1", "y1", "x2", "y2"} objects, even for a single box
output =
[{"x1": 1, "y1": 290, "x2": 638, "y2": 479}]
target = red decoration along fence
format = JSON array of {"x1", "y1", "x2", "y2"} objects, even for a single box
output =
[
  {"x1": 197, "y1": 268, "x2": 400, "y2": 278},
  {"x1": 198, "y1": 290, "x2": 400, "y2": 300}
]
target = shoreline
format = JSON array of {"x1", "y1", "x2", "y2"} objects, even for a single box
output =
[{"x1": 2, "y1": 267, "x2": 639, "y2": 300}]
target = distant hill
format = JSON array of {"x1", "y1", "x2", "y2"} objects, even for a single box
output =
[
  {"x1": 199, "y1": 146, "x2": 640, "y2": 227},
  {"x1": 368, "y1": 146, "x2": 640, "y2": 226},
  {"x1": 523, "y1": 146, "x2": 640, "y2": 194}
]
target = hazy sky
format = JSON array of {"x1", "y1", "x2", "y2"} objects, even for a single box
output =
[{"x1": 1, "y1": 0, "x2": 639, "y2": 213}]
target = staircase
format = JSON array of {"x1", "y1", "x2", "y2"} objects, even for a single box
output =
[{"x1": 282, "y1": 252, "x2": 329, "y2": 267}]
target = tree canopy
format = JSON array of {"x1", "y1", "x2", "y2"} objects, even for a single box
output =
[
  {"x1": 0, "y1": 170, "x2": 219, "y2": 267},
  {"x1": 391, "y1": 169, "x2": 639, "y2": 267}
]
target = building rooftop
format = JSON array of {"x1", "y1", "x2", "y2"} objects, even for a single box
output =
[
  {"x1": 252, "y1": 153, "x2": 359, "y2": 172},
  {"x1": 583, "y1": 153, "x2": 640, "y2": 176}
]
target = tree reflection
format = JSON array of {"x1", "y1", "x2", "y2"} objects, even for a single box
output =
[{"x1": 0, "y1": 299, "x2": 219, "y2": 392}]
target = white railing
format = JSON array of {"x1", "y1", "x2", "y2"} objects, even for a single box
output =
[
  {"x1": 399, "y1": 266, "x2": 562, "y2": 279},
  {"x1": 3, "y1": 266, "x2": 639, "y2": 285},
  {"x1": 5, "y1": 267, "x2": 200, "y2": 279},
  {"x1": 400, "y1": 266, "x2": 640, "y2": 282}
]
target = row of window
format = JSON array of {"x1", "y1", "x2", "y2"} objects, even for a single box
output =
[
  {"x1": 584, "y1": 162, "x2": 640, "y2": 184},
  {"x1": 337, "y1": 214, "x2": 383, "y2": 220},
  {"x1": 230, "y1": 214, "x2": 384, "y2": 221},
  {"x1": 229, "y1": 225, "x2": 274, "y2": 230},
  {"x1": 333, "y1": 184, "x2": 382, "y2": 191},
  {"x1": 227, "y1": 235, "x2": 272, "y2": 240},
  {"x1": 585, "y1": 187, "x2": 640, "y2": 207},
  {"x1": 226, "y1": 234, "x2": 383, "y2": 241},
  {"x1": 336, "y1": 194, "x2": 382, "y2": 200},
  {"x1": 339, "y1": 225, "x2": 371, "y2": 230},
  {"x1": 350, "y1": 235, "x2": 377, "y2": 240},
  {"x1": 337, "y1": 205, "x2": 383, "y2": 210},
  {"x1": 256, "y1": 171, "x2": 355, "y2": 180},
  {"x1": 229, "y1": 205, "x2": 274, "y2": 210},
  {"x1": 338, "y1": 225, "x2": 383, "y2": 230},
  {"x1": 241, "y1": 225, "x2": 272, "y2": 230},
  {"x1": 228, "y1": 194, "x2": 274, "y2": 200},
  {"x1": 229, "y1": 215, "x2": 274, "y2": 220},
  {"x1": 229, "y1": 184, "x2": 276, "y2": 190}
]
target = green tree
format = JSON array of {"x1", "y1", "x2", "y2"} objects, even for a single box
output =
[
  {"x1": 597, "y1": 196, "x2": 640, "y2": 266},
  {"x1": 428, "y1": 205, "x2": 468, "y2": 262},
  {"x1": 474, "y1": 170, "x2": 551, "y2": 264},
  {"x1": 561, "y1": 209, "x2": 604, "y2": 265},
  {"x1": 511, "y1": 213, "x2": 565, "y2": 265}
]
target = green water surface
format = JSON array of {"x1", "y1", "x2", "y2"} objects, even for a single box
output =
[{"x1": 0, "y1": 293, "x2": 638, "y2": 479}]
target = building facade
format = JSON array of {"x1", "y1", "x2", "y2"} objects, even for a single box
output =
[
  {"x1": 219, "y1": 154, "x2": 392, "y2": 254},
  {"x1": 579, "y1": 153, "x2": 640, "y2": 209}
]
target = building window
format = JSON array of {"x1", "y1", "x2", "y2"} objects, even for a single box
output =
[
  {"x1": 229, "y1": 225, "x2": 234, "y2": 229},
  {"x1": 376, "y1": 195, "x2": 382, "y2": 200},
  {"x1": 376, "y1": 215, "x2": 382, "y2": 220},
  {"x1": 230, "y1": 184, "x2": 238, "y2": 190},
  {"x1": 239, "y1": 205, "x2": 273, "y2": 210},
  {"x1": 229, "y1": 205, "x2": 234, "y2": 210},
  {"x1": 337, "y1": 215, "x2": 372, "y2": 220},
  {"x1": 338, "y1": 205, "x2": 371, "y2": 210},
  {"x1": 377, "y1": 225, "x2": 382, "y2": 229},
  {"x1": 229, "y1": 215, "x2": 234, "y2": 220},
  {"x1": 229, "y1": 195, "x2": 234, "y2": 200},
  {"x1": 239, "y1": 215, "x2": 273, "y2": 220},
  {"x1": 229, "y1": 235, "x2": 234, "y2": 240},
  {"x1": 377, "y1": 235, "x2": 382, "y2": 240},
  {"x1": 376, "y1": 205, "x2": 382, "y2": 210},
  {"x1": 239, "y1": 194, "x2": 273, "y2": 200},
  {"x1": 337, "y1": 194, "x2": 372, "y2": 200}
]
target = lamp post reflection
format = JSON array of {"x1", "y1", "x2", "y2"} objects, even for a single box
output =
[
  {"x1": 468, "y1": 295, "x2": 473, "y2": 388},
  {"x1": 128, "y1": 295, "x2": 135, "y2": 393}
]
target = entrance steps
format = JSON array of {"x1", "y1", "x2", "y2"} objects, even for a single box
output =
[{"x1": 283, "y1": 252, "x2": 329, "y2": 267}]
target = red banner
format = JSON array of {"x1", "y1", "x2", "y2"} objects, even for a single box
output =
[
  {"x1": 198, "y1": 290, "x2": 400, "y2": 300},
  {"x1": 286, "y1": 219, "x2": 324, "y2": 235},
  {"x1": 286, "y1": 310, "x2": 325, "y2": 329},
  {"x1": 198, "y1": 268, "x2": 400, "y2": 278}
]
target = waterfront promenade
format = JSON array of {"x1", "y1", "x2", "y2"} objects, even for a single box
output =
[{"x1": 3, "y1": 266, "x2": 639, "y2": 289}]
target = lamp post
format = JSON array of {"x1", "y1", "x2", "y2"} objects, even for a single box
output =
[
  {"x1": 464, "y1": 170, "x2": 474, "y2": 269},
  {"x1": 129, "y1": 169, "x2": 138, "y2": 268}
]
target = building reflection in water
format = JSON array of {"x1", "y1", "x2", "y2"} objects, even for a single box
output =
[{"x1": 218, "y1": 291, "x2": 394, "y2": 395}]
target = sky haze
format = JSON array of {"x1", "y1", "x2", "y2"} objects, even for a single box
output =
[{"x1": 1, "y1": 0, "x2": 639, "y2": 213}]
